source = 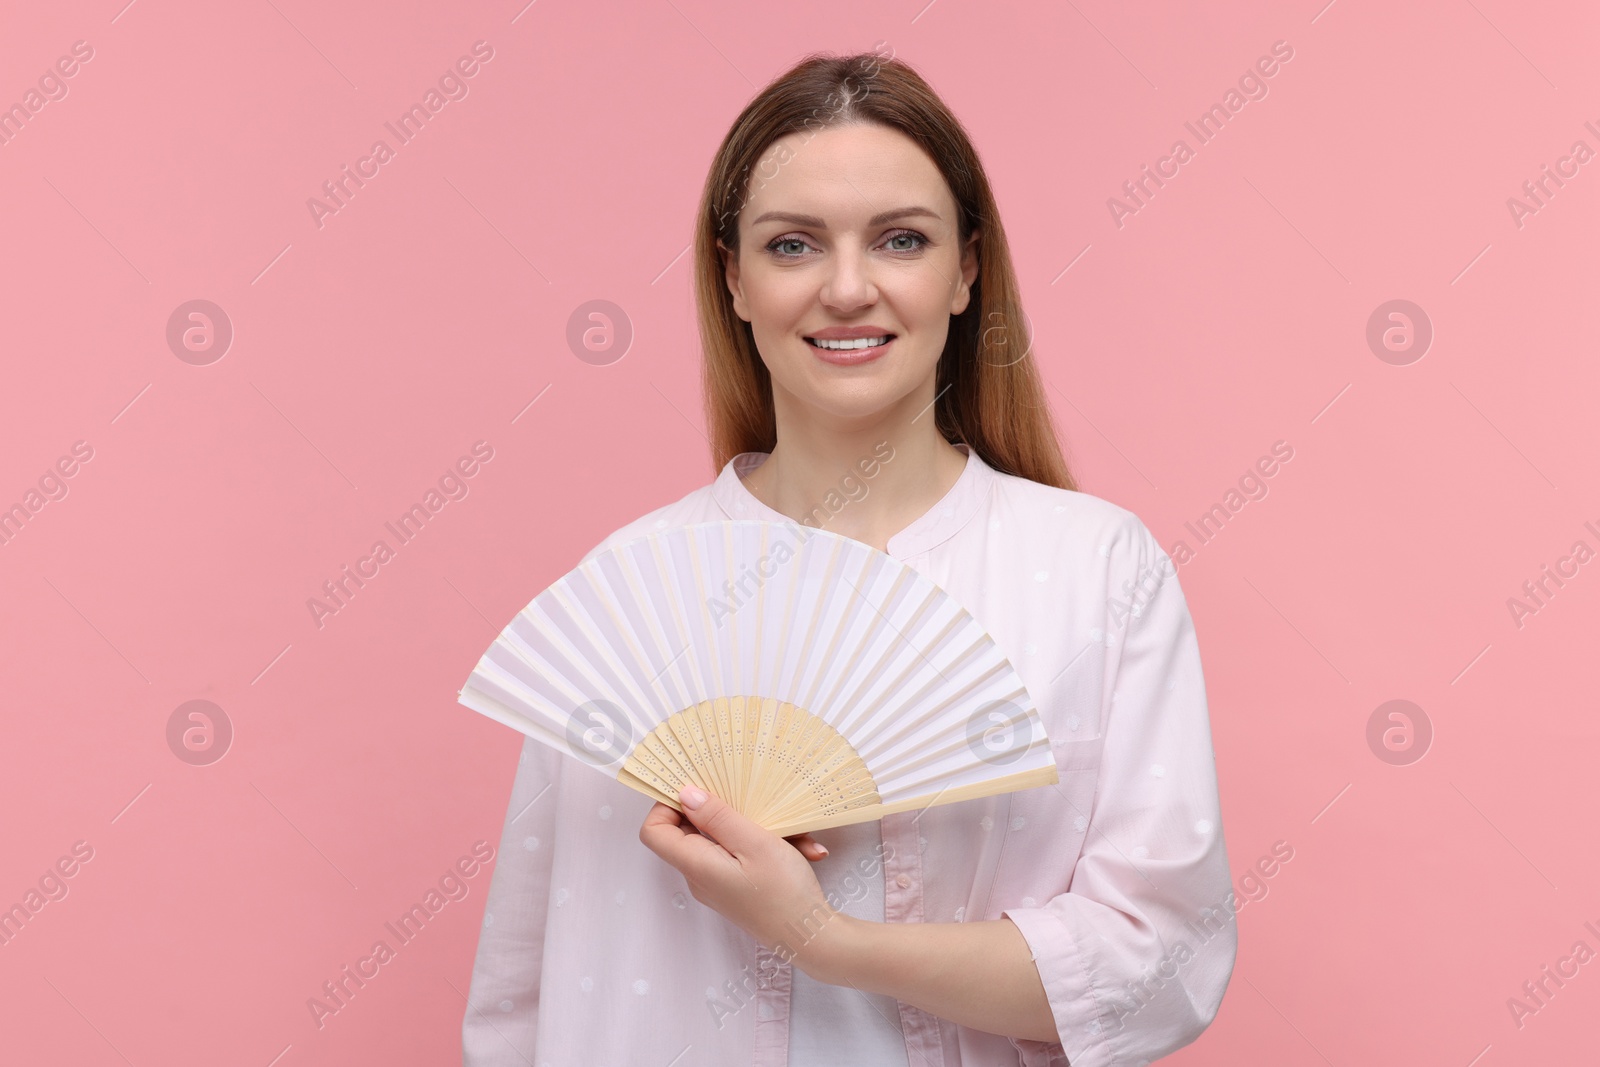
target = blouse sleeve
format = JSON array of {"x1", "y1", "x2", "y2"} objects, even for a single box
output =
[
  {"x1": 461, "y1": 729, "x2": 565, "y2": 1063},
  {"x1": 1001, "y1": 517, "x2": 1236, "y2": 1067},
  {"x1": 462, "y1": 531, "x2": 627, "y2": 1063}
]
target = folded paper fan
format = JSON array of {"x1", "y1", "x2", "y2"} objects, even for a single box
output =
[{"x1": 457, "y1": 520, "x2": 1057, "y2": 836}]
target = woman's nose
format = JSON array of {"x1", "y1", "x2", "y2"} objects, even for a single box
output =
[{"x1": 820, "y1": 248, "x2": 875, "y2": 310}]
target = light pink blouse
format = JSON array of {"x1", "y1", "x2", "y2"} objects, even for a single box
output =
[{"x1": 462, "y1": 443, "x2": 1236, "y2": 1066}]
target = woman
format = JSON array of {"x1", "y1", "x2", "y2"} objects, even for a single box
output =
[{"x1": 464, "y1": 50, "x2": 1235, "y2": 1066}]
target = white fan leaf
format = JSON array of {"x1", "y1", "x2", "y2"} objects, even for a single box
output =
[{"x1": 458, "y1": 520, "x2": 1058, "y2": 835}]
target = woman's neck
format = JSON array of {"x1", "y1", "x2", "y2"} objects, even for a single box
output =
[{"x1": 739, "y1": 430, "x2": 968, "y2": 554}]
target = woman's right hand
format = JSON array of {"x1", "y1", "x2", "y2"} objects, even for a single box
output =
[{"x1": 785, "y1": 832, "x2": 829, "y2": 862}]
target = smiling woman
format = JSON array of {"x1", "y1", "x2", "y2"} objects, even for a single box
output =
[{"x1": 463, "y1": 49, "x2": 1234, "y2": 1067}]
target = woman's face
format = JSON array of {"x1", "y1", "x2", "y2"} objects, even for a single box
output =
[{"x1": 720, "y1": 122, "x2": 980, "y2": 426}]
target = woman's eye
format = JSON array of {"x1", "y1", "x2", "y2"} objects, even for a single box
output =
[
  {"x1": 884, "y1": 230, "x2": 927, "y2": 253},
  {"x1": 764, "y1": 231, "x2": 927, "y2": 259}
]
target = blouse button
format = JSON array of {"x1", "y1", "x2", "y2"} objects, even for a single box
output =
[{"x1": 896, "y1": 874, "x2": 912, "y2": 889}]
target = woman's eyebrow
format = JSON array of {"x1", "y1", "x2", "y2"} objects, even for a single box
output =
[{"x1": 748, "y1": 206, "x2": 942, "y2": 228}]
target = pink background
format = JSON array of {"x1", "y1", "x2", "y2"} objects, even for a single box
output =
[{"x1": 2, "y1": 1, "x2": 1596, "y2": 1063}]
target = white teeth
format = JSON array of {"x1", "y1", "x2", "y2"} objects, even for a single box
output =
[{"x1": 809, "y1": 335, "x2": 891, "y2": 350}]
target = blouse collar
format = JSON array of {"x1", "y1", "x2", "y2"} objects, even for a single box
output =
[{"x1": 711, "y1": 441, "x2": 994, "y2": 560}]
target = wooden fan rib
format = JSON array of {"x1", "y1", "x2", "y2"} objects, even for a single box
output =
[
  {"x1": 531, "y1": 585, "x2": 663, "y2": 744},
  {"x1": 560, "y1": 559, "x2": 678, "y2": 726},
  {"x1": 457, "y1": 682, "x2": 573, "y2": 752},
  {"x1": 797, "y1": 543, "x2": 881, "y2": 720},
  {"x1": 793, "y1": 538, "x2": 852, "y2": 715},
  {"x1": 619, "y1": 756, "x2": 682, "y2": 802},
  {"x1": 744, "y1": 525, "x2": 807, "y2": 760},
  {"x1": 684, "y1": 528, "x2": 731, "y2": 707},
  {"x1": 615, "y1": 767, "x2": 679, "y2": 807},
  {"x1": 606, "y1": 542, "x2": 697, "y2": 725},
  {"x1": 864, "y1": 697, "x2": 1049, "y2": 796},
  {"x1": 482, "y1": 617, "x2": 641, "y2": 757},
  {"x1": 667, "y1": 703, "x2": 719, "y2": 795},
  {"x1": 638, "y1": 706, "x2": 707, "y2": 799},
  {"x1": 847, "y1": 621, "x2": 1004, "y2": 758},
  {"x1": 856, "y1": 660, "x2": 1020, "y2": 770},
  {"x1": 711, "y1": 526, "x2": 743, "y2": 722},
  {"x1": 749, "y1": 697, "x2": 796, "y2": 821},
  {"x1": 611, "y1": 534, "x2": 732, "y2": 799},
  {"x1": 625, "y1": 701, "x2": 722, "y2": 803},
  {"x1": 632, "y1": 729, "x2": 699, "y2": 794},
  {"x1": 811, "y1": 562, "x2": 930, "y2": 732},
  {"x1": 712, "y1": 695, "x2": 745, "y2": 811},
  {"x1": 476, "y1": 641, "x2": 586, "y2": 725},
  {"x1": 747, "y1": 699, "x2": 820, "y2": 822},
  {"x1": 763, "y1": 761, "x2": 1061, "y2": 838},
  {"x1": 750, "y1": 703, "x2": 881, "y2": 826},
  {"x1": 876, "y1": 747, "x2": 1055, "y2": 806},
  {"x1": 618, "y1": 532, "x2": 730, "y2": 801},
  {"x1": 771, "y1": 528, "x2": 812, "y2": 709},
  {"x1": 805, "y1": 547, "x2": 891, "y2": 718},
  {"x1": 650, "y1": 534, "x2": 715, "y2": 716},
  {"x1": 738, "y1": 693, "x2": 771, "y2": 814},
  {"x1": 709, "y1": 698, "x2": 740, "y2": 805},
  {"x1": 746, "y1": 527, "x2": 769, "y2": 715},
  {"x1": 827, "y1": 587, "x2": 954, "y2": 742},
  {"x1": 758, "y1": 698, "x2": 841, "y2": 823},
  {"x1": 837, "y1": 617, "x2": 986, "y2": 755},
  {"x1": 640, "y1": 534, "x2": 711, "y2": 709}
]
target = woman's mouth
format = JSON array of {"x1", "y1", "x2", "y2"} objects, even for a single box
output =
[{"x1": 805, "y1": 334, "x2": 896, "y2": 365}]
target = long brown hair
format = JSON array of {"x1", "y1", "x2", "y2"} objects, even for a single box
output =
[{"x1": 693, "y1": 48, "x2": 1077, "y2": 492}]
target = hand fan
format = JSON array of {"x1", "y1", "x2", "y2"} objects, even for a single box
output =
[{"x1": 457, "y1": 519, "x2": 1058, "y2": 837}]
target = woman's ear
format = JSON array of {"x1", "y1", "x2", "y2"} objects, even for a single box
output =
[
  {"x1": 950, "y1": 228, "x2": 981, "y2": 316},
  {"x1": 718, "y1": 238, "x2": 750, "y2": 322}
]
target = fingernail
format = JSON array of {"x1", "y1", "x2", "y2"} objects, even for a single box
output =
[
  {"x1": 815, "y1": 844, "x2": 829, "y2": 857},
  {"x1": 680, "y1": 786, "x2": 708, "y2": 810}
]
